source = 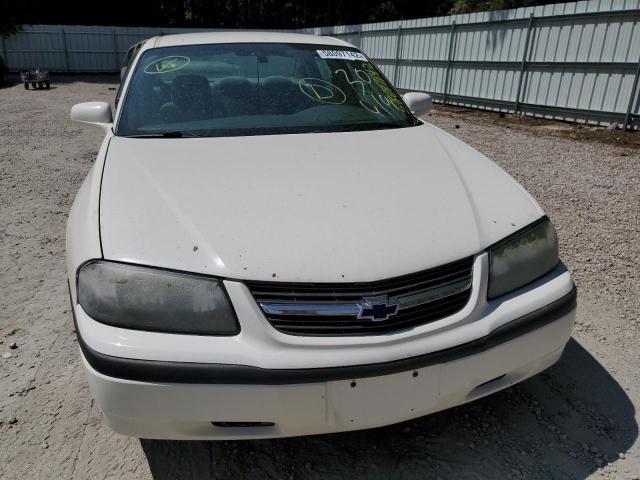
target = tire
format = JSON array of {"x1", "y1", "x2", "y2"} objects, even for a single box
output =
[
  {"x1": 24, "y1": 82, "x2": 29, "y2": 90},
  {"x1": 31, "y1": 82, "x2": 37, "y2": 89},
  {"x1": 38, "y1": 82, "x2": 44, "y2": 89},
  {"x1": 44, "y1": 80, "x2": 50, "y2": 89}
]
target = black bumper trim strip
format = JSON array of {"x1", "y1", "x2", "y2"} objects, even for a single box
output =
[{"x1": 73, "y1": 285, "x2": 576, "y2": 385}]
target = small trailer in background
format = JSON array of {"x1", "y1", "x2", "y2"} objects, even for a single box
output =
[{"x1": 20, "y1": 68, "x2": 50, "y2": 89}]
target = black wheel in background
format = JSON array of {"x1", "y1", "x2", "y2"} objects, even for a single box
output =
[
  {"x1": 24, "y1": 82, "x2": 29, "y2": 90},
  {"x1": 31, "y1": 82, "x2": 36, "y2": 89},
  {"x1": 44, "y1": 80, "x2": 51, "y2": 89}
]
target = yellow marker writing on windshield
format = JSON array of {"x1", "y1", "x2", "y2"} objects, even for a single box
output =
[
  {"x1": 298, "y1": 78, "x2": 346, "y2": 104},
  {"x1": 144, "y1": 56, "x2": 191, "y2": 75}
]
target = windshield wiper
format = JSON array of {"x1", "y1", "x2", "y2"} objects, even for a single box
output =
[
  {"x1": 123, "y1": 130, "x2": 201, "y2": 138},
  {"x1": 342, "y1": 122, "x2": 408, "y2": 131}
]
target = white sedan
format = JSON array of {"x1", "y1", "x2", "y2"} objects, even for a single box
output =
[{"x1": 66, "y1": 31, "x2": 576, "y2": 440}]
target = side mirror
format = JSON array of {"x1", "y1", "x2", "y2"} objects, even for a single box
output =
[
  {"x1": 402, "y1": 92, "x2": 432, "y2": 117},
  {"x1": 70, "y1": 102, "x2": 113, "y2": 132}
]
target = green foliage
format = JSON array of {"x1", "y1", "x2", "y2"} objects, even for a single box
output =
[
  {"x1": 451, "y1": 0, "x2": 544, "y2": 14},
  {"x1": 2, "y1": 0, "x2": 557, "y2": 30},
  {"x1": 1, "y1": 4, "x2": 21, "y2": 38}
]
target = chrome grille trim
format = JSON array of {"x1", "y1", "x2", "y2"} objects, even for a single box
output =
[
  {"x1": 246, "y1": 256, "x2": 475, "y2": 336},
  {"x1": 259, "y1": 277, "x2": 471, "y2": 317}
]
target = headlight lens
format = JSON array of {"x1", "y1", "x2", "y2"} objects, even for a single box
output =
[
  {"x1": 77, "y1": 261, "x2": 239, "y2": 335},
  {"x1": 488, "y1": 218, "x2": 559, "y2": 299}
]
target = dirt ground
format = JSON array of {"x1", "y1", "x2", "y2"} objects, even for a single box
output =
[{"x1": 1, "y1": 75, "x2": 639, "y2": 480}]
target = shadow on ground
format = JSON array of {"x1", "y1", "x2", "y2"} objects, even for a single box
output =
[{"x1": 141, "y1": 339, "x2": 637, "y2": 479}]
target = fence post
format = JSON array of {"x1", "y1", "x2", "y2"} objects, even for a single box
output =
[
  {"x1": 112, "y1": 30, "x2": 119, "y2": 71},
  {"x1": 443, "y1": 21, "x2": 457, "y2": 105},
  {"x1": 623, "y1": 55, "x2": 640, "y2": 131},
  {"x1": 1, "y1": 35, "x2": 7, "y2": 71},
  {"x1": 514, "y1": 14, "x2": 535, "y2": 114},
  {"x1": 392, "y1": 25, "x2": 403, "y2": 87},
  {"x1": 61, "y1": 29, "x2": 70, "y2": 73},
  {"x1": 359, "y1": 29, "x2": 364, "y2": 49}
]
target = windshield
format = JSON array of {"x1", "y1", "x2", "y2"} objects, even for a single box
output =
[{"x1": 116, "y1": 43, "x2": 416, "y2": 138}]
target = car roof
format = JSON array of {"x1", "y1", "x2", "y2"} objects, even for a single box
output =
[{"x1": 148, "y1": 31, "x2": 355, "y2": 49}]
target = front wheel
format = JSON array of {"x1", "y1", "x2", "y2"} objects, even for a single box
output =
[
  {"x1": 24, "y1": 82, "x2": 29, "y2": 90},
  {"x1": 31, "y1": 82, "x2": 37, "y2": 89},
  {"x1": 44, "y1": 80, "x2": 51, "y2": 89}
]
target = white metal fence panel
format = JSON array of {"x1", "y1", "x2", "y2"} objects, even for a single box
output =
[
  {"x1": 0, "y1": 25, "x2": 214, "y2": 72},
  {"x1": 302, "y1": 0, "x2": 640, "y2": 129}
]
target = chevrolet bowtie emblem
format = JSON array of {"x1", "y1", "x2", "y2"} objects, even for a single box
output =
[{"x1": 357, "y1": 296, "x2": 399, "y2": 321}]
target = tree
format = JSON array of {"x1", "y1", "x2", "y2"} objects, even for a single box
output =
[
  {"x1": 1, "y1": 0, "x2": 21, "y2": 37},
  {"x1": 0, "y1": 0, "x2": 561, "y2": 31},
  {"x1": 451, "y1": 0, "x2": 547, "y2": 14}
]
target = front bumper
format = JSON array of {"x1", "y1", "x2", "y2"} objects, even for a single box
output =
[{"x1": 77, "y1": 285, "x2": 576, "y2": 439}]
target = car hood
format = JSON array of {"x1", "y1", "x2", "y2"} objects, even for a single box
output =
[{"x1": 100, "y1": 124, "x2": 543, "y2": 282}]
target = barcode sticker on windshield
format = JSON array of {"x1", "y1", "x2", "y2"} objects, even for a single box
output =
[{"x1": 316, "y1": 50, "x2": 367, "y2": 61}]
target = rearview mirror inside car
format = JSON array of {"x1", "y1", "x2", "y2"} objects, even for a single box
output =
[
  {"x1": 402, "y1": 92, "x2": 433, "y2": 117},
  {"x1": 70, "y1": 102, "x2": 113, "y2": 130}
]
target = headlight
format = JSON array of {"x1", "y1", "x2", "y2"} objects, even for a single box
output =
[
  {"x1": 488, "y1": 217, "x2": 559, "y2": 299},
  {"x1": 77, "y1": 261, "x2": 239, "y2": 335}
]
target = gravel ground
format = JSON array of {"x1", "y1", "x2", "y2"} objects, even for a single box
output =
[{"x1": 1, "y1": 76, "x2": 639, "y2": 480}]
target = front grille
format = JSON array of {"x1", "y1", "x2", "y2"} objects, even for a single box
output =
[{"x1": 245, "y1": 256, "x2": 475, "y2": 336}]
